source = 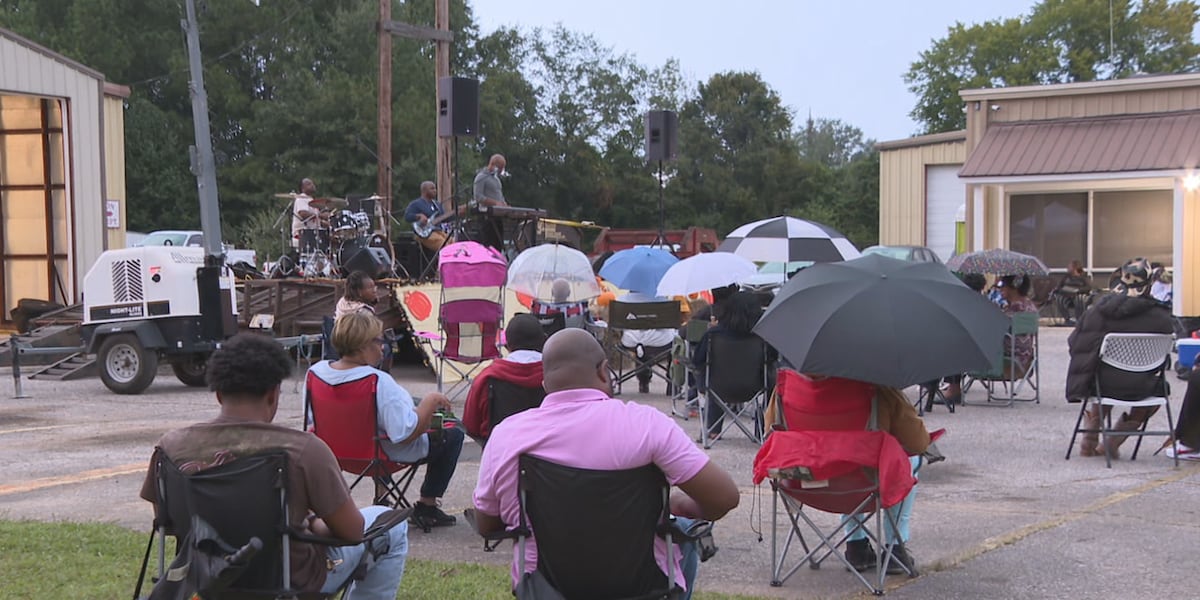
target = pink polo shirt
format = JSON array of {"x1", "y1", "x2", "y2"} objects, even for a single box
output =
[{"x1": 473, "y1": 387, "x2": 710, "y2": 590}]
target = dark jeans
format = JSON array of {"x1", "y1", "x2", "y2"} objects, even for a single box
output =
[
  {"x1": 1177, "y1": 366, "x2": 1200, "y2": 449},
  {"x1": 420, "y1": 426, "x2": 464, "y2": 499}
]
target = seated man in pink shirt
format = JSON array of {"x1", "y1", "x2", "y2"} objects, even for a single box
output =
[{"x1": 472, "y1": 328, "x2": 740, "y2": 598}]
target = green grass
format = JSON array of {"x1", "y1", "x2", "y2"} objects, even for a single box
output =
[{"x1": 0, "y1": 520, "x2": 764, "y2": 599}]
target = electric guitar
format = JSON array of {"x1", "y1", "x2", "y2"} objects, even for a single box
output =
[{"x1": 412, "y1": 210, "x2": 457, "y2": 239}]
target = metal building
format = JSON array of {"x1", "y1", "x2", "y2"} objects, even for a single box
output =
[{"x1": 0, "y1": 27, "x2": 128, "y2": 325}]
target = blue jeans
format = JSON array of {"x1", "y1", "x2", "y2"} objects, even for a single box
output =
[
  {"x1": 320, "y1": 505, "x2": 409, "y2": 599},
  {"x1": 842, "y1": 456, "x2": 920, "y2": 545},
  {"x1": 674, "y1": 517, "x2": 701, "y2": 600}
]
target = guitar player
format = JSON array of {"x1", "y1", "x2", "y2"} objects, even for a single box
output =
[{"x1": 405, "y1": 180, "x2": 455, "y2": 251}]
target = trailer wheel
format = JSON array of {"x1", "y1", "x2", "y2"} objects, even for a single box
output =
[
  {"x1": 171, "y1": 355, "x2": 209, "y2": 387},
  {"x1": 98, "y1": 333, "x2": 158, "y2": 394}
]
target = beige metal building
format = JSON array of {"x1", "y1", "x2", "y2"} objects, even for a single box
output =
[
  {"x1": 0, "y1": 27, "x2": 128, "y2": 325},
  {"x1": 879, "y1": 73, "x2": 1200, "y2": 316}
]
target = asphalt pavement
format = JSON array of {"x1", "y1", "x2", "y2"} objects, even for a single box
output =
[{"x1": 0, "y1": 326, "x2": 1196, "y2": 599}]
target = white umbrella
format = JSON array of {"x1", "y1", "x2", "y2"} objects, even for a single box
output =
[
  {"x1": 717, "y1": 216, "x2": 861, "y2": 263},
  {"x1": 656, "y1": 252, "x2": 758, "y2": 297},
  {"x1": 507, "y1": 244, "x2": 601, "y2": 302}
]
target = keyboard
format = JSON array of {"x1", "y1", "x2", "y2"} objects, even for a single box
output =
[{"x1": 480, "y1": 205, "x2": 548, "y2": 220}]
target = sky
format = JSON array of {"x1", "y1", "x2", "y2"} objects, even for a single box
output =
[{"x1": 470, "y1": 0, "x2": 1041, "y2": 142}]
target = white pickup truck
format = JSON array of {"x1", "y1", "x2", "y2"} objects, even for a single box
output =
[{"x1": 138, "y1": 230, "x2": 258, "y2": 269}]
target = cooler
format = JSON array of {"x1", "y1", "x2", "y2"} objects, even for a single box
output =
[{"x1": 1178, "y1": 338, "x2": 1200, "y2": 369}]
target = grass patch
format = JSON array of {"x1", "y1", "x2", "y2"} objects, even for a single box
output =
[{"x1": 0, "y1": 520, "x2": 765, "y2": 599}]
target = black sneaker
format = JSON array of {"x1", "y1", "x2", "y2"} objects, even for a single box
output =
[
  {"x1": 886, "y1": 544, "x2": 917, "y2": 576},
  {"x1": 844, "y1": 539, "x2": 875, "y2": 572},
  {"x1": 411, "y1": 502, "x2": 457, "y2": 528}
]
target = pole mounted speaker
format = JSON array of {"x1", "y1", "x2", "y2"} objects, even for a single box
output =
[
  {"x1": 644, "y1": 110, "x2": 678, "y2": 162},
  {"x1": 437, "y1": 76, "x2": 480, "y2": 138}
]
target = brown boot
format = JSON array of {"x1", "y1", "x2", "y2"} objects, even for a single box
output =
[
  {"x1": 1103, "y1": 412, "x2": 1148, "y2": 459},
  {"x1": 1080, "y1": 406, "x2": 1102, "y2": 457}
]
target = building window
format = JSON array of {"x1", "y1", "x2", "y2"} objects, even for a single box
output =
[
  {"x1": 1093, "y1": 190, "x2": 1172, "y2": 269},
  {"x1": 1009, "y1": 192, "x2": 1087, "y2": 269}
]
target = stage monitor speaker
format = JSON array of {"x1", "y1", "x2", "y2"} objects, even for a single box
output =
[
  {"x1": 437, "y1": 76, "x2": 480, "y2": 138},
  {"x1": 644, "y1": 110, "x2": 678, "y2": 162},
  {"x1": 342, "y1": 246, "x2": 391, "y2": 279}
]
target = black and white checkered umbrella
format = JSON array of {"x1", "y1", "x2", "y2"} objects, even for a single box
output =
[{"x1": 717, "y1": 216, "x2": 861, "y2": 263}]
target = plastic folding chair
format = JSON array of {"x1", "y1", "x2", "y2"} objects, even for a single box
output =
[
  {"x1": 1066, "y1": 333, "x2": 1178, "y2": 468},
  {"x1": 962, "y1": 312, "x2": 1040, "y2": 406},
  {"x1": 304, "y1": 370, "x2": 423, "y2": 509}
]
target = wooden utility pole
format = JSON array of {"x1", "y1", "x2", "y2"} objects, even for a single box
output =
[
  {"x1": 435, "y1": 0, "x2": 452, "y2": 211},
  {"x1": 377, "y1": 0, "x2": 392, "y2": 242},
  {"x1": 377, "y1": 0, "x2": 454, "y2": 248}
]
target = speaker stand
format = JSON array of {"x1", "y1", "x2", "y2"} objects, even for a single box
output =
[{"x1": 652, "y1": 159, "x2": 667, "y2": 249}]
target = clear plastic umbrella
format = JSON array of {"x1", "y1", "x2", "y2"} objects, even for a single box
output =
[{"x1": 507, "y1": 244, "x2": 601, "y2": 302}]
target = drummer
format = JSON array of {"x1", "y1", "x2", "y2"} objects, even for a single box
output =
[{"x1": 291, "y1": 178, "x2": 321, "y2": 248}]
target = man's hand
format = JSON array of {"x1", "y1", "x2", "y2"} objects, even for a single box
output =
[{"x1": 418, "y1": 213, "x2": 429, "y2": 225}]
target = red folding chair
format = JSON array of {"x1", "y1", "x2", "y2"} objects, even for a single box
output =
[{"x1": 304, "y1": 370, "x2": 422, "y2": 508}]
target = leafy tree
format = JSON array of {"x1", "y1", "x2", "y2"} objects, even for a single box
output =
[
  {"x1": 798, "y1": 116, "x2": 873, "y2": 168},
  {"x1": 906, "y1": 0, "x2": 1200, "y2": 133}
]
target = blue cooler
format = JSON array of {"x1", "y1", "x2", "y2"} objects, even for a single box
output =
[{"x1": 1178, "y1": 338, "x2": 1200, "y2": 369}]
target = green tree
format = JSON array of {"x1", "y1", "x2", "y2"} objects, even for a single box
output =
[
  {"x1": 797, "y1": 116, "x2": 873, "y2": 168},
  {"x1": 906, "y1": 0, "x2": 1200, "y2": 133}
]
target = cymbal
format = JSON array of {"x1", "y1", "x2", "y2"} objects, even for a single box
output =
[
  {"x1": 274, "y1": 192, "x2": 299, "y2": 199},
  {"x1": 310, "y1": 197, "x2": 348, "y2": 209},
  {"x1": 362, "y1": 194, "x2": 388, "y2": 200}
]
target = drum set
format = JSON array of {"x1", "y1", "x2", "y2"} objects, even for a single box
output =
[{"x1": 274, "y1": 193, "x2": 391, "y2": 278}]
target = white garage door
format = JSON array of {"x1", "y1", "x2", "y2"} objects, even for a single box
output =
[{"x1": 925, "y1": 165, "x2": 965, "y2": 263}]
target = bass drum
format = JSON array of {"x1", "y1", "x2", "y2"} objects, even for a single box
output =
[{"x1": 330, "y1": 211, "x2": 359, "y2": 239}]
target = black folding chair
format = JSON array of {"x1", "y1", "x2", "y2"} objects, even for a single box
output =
[
  {"x1": 134, "y1": 449, "x2": 409, "y2": 599},
  {"x1": 606, "y1": 298, "x2": 681, "y2": 395},
  {"x1": 476, "y1": 378, "x2": 546, "y2": 449},
  {"x1": 698, "y1": 333, "x2": 773, "y2": 448}
]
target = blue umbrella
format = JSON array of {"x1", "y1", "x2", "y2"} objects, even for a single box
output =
[{"x1": 599, "y1": 247, "x2": 679, "y2": 295}]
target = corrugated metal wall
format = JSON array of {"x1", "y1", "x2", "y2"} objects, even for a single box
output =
[
  {"x1": 0, "y1": 35, "x2": 105, "y2": 303},
  {"x1": 103, "y1": 95, "x2": 126, "y2": 250},
  {"x1": 878, "y1": 140, "x2": 966, "y2": 246},
  {"x1": 1183, "y1": 188, "x2": 1200, "y2": 316}
]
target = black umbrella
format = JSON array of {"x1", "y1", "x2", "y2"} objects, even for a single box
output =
[{"x1": 753, "y1": 254, "x2": 1009, "y2": 388}]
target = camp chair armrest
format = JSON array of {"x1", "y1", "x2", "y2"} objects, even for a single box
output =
[{"x1": 463, "y1": 507, "x2": 524, "y2": 542}]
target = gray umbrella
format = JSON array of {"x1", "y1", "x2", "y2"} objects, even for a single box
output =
[{"x1": 753, "y1": 254, "x2": 1009, "y2": 388}]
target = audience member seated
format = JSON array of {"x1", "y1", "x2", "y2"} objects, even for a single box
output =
[
  {"x1": 1150, "y1": 264, "x2": 1172, "y2": 306},
  {"x1": 463, "y1": 314, "x2": 547, "y2": 444},
  {"x1": 618, "y1": 297, "x2": 681, "y2": 394},
  {"x1": 995, "y1": 275, "x2": 1038, "y2": 371},
  {"x1": 1164, "y1": 362, "x2": 1200, "y2": 460},
  {"x1": 472, "y1": 329, "x2": 740, "y2": 599},
  {"x1": 140, "y1": 334, "x2": 409, "y2": 598},
  {"x1": 530, "y1": 278, "x2": 590, "y2": 327},
  {"x1": 334, "y1": 270, "x2": 392, "y2": 369},
  {"x1": 1051, "y1": 260, "x2": 1092, "y2": 326},
  {"x1": 693, "y1": 291, "x2": 774, "y2": 438},
  {"x1": 311, "y1": 311, "x2": 464, "y2": 528},
  {"x1": 1067, "y1": 258, "x2": 1174, "y2": 458},
  {"x1": 923, "y1": 273, "x2": 989, "y2": 408}
]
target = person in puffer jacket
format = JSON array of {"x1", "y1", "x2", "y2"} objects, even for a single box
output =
[{"x1": 1066, "y1": 257, "x2": 1173, "y2": 458}]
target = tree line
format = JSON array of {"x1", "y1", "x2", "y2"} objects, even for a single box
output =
[{"x1": 0, "y1": 0, "x2": 880, "y2": 259}]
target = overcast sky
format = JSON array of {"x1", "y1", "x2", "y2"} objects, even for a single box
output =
[{"x1": 471, "y1": 0, "x2": 1040, "y2": 142}]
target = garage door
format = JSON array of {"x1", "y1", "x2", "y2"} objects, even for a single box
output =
[{"x1": 925, "y1": 165, "x2": 964, "y2": 263}]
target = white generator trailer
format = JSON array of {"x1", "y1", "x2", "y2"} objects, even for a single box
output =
[{"x1": 80, "y1": 246, "x2": 238, "y2": 394}]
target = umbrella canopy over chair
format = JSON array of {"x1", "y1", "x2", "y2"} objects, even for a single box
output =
[
  {"x1": 717, "y1": 216, "x2": 861, "y2": 264},
  {"x1": 946, "y1": 248, "x2": 1049, "y2": 276},
  {"x1": 753, "y1": 254, "x2": 1009, "y2": 388},
  {"x1": 598, "y1": 247, "x2": 679, "y2": 295},
  {"x1": 507, "y1": 243, "x2": 601, "y2": 302},
  {"x1": 655, "y1": 252, "x2": 757, "y2": 297}
]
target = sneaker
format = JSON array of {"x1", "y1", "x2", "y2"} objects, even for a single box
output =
[
  {"x1": 412, "y1": 502, "x2": 457, "y2": 528},
  {"x1": 843, "y1": 539, "x2": 875, "y2": 572},
  {"x1": 1164, "y1": 444, "x2": 1200, "y2": 460},
  {"x1": 886, "y1": 544, "x2": 916, "y2": 576}
]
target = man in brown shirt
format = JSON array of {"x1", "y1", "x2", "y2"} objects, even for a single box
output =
[{"x1": 140, "y1": 334, "x2": 408, "y2": 598}]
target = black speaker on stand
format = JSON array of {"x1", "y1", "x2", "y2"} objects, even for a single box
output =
[
  {"x1": 341, "y1": 246, "x2": 391, "y2": 279},
  {"x1": 645, "y1": 110, "x2": 678, "y2": 247}
]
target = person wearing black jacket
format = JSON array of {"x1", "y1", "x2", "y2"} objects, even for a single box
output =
[{"x1": 1066, "y1": 258, "x2": 1173, "y2": 458}]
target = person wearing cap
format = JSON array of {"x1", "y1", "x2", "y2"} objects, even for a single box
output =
[
  {"x1": 1066, "y1": 258, "x2": 1174, "y2": 458},
  {"x1": 463, "y1": 314, "x2": 547, "y2": 443}
]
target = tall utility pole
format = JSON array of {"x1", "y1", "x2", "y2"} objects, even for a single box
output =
[
  {"x1": 377, "y1": 0, "x2": 454, "y2": 248},
  {"x1": 182, "y1": 0, "x2": 223, "y2": 264}
]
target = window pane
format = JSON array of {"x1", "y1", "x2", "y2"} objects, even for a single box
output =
[
  {"x1": 1009, "y1": 193, "x2": 1087, "y2": 269},
  {"x1": 1093, "y1": 190, "x2": 1172, "y2": 269}
]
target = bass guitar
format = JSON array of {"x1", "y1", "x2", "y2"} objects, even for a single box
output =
[{"x1": 412, "y1": 211, "x2": 456, "y2": 239}]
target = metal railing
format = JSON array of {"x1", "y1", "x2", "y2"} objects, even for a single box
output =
[{"x1": 8, "y1": 335, "x2": 86, "y2": 399}]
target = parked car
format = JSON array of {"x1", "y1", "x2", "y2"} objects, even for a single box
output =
[
  {"x1": 862, "y1": 245, "x2": 943, "y2": 264},
  {"x1": 139, "y1": 230, "x2": 257, "y2": 269}
]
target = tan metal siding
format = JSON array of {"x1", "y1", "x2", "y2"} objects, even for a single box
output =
[
  {"x1": 992, "y1": 87, "x2": 1200, "y2": 124},
  {"x1": 1183, "y1": 189, "x2": 1200, "y2": 316},
  {"x1": 103, "y1": 95, "x2": 126, "y2": 250},
  {"x1": 0, "y1": 36, "x2": 106, "y2": 302},
  {"x1": 879, "y1": 140, "x2": 965, "y2": 246}
]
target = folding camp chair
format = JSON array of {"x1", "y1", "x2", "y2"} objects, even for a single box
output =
[
  {"x1": 472, "y1": 378, "x2": 546, "y2": 449},
  {"x1": 670, "y1": 320, "x2": 710, "y2": 420},
  {"x1": 304, "y1": 370, "x2": 424, "y2": 510},
  {"x1": 962, "y1": 312, "x2": 1040, "y2": 406},
  {"x1": 698, "y1": 333, "x2": 773, "y2": 448},
  {"x1": 755, "y1": 370, "x2": 937, "y2": 595},
  {"x1": 1066, "y1": 333, "x2": 1178, "y2": 468},
  {"x1": 419, "y1": 242, "x2": 507, "y2": 399},
  {"x1": 133, "y1": 450, "x2": 408, "y2": 600},
  {"x1": 604, "y1": 295, "x2": 681, "y2": 395},
  {"x1": 533, "y1": 311, "x2": 566, "y2": 338},
  {"x1": 466, "y1": 455, "x2": 713, "y2": 599}
]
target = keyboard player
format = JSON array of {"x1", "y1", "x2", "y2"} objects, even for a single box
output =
[{"x1": 472, "y1": 154, "x2": 509, "y2": 252}]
